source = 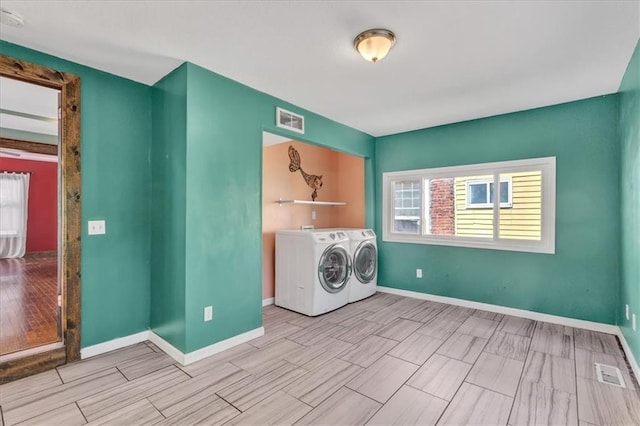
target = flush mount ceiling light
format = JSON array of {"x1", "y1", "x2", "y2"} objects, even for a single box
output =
[
  {"x1": 354, "y1": 28, "x2": 396, "y2": 63},
  {"x1": 0, "y1": 8, "x2": 24, "y2": 27}
]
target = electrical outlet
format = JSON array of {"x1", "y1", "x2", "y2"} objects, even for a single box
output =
[
  {"x1": 633, "y1": 314, "x2": 636, "y2": 332},
  {"x1": 416, "y1": 269, "x2": 422, "y2": 278},
  {"x1": 204, "y1": 306, "x2": 213, "y2": 322},
  {"x1": 88, "y1": 220, "x2": 106, "y2": 235},
  {"x1": 626, "y1": 304, "x2": 630, "y2": 321},
  {"x1": 311, "y1": 211, "x2": 317, "y2": 221}
]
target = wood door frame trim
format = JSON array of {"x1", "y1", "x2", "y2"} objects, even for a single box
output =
[{"x1": 0, "y1": 54, "x2": 81, "y2": 383}]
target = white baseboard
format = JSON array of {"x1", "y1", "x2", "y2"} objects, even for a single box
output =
[
  {"x1": 183, "y1": 327, "x2": 264, "y2": 365},
  {"x1": 81, "y1": 326, "x2": 265, "y2": 366},
  {"x1": 617, "y1": 329, "x2": 640, "y2": 383},
  {"x1": 150, "y1": 327, "x2": 265, "y2": 365},
  {"x1": 377, "y1": 286, "x2": 619, "y2": 335},
  {"x1": 148, "y1": 331, "x2": 187, "y2": 365},
  {"x1": 378, "y1": 285, "x2": 640, "y2": 380},
  {"x1": 81, "y1": 330, "x2": 150, "y2": 359},
  {"x1": 262, "y1": 297, "x2": 275, "y2": 307}
]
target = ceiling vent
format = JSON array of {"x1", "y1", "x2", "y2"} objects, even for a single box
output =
[
  {"x1": 595, "y1": 363, "x2": 626, "y2": 388},
  {"x1": 276, "y1": 107, "x2": 304, "y2": 134}
]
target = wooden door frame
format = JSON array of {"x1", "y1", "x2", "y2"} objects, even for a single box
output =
[{"x1": 0, "y1": 54, "x2": 81, "y2": 383}]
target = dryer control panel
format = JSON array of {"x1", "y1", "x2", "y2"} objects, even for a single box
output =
[{"x1": 313, "y1": 231, "x2": 348, "y2": 243}]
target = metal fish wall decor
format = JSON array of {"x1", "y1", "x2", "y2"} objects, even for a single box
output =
[{"x1": 288, "y1": 145, "x2": 323, "y2": 201}]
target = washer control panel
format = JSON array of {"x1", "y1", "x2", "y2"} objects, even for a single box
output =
[
  {"x1": 364, "y1": 229, "x2": 375, "y2": 237},
  {"x1": 314, "y1": 231, "x2": 348, "y2": 243}
]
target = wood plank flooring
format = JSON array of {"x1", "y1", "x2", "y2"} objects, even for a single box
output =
[
  {"x1": 0, "y1": 255, "x2": 59, "y2": 356},
  {"x1": 1, "y1": 292, "x2": 639, "y2": 425}
]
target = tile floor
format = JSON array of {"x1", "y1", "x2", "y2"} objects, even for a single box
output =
[{"x1": 1, "y1": 292, "x2": 639, "y2": 425}]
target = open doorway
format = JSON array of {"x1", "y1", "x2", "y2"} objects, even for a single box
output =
[
  {"x1": 261, "y1": 131, "x2": 365, "y2": 303},
  {"x1": 0, "y1": 77, "x2": 61, "y2": 357},
  {"x1": 0, "y1": 55, "x2": 81, "y2": 384}
]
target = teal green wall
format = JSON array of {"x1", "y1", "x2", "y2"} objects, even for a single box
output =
[
  {"x1": 0, "y1": 41, "x2": 152, "y2": 347},
  {"x1": 150, "y1": 64, "x2": 188, "y2": 351},
  {"x1": 619, "y1": 39, "x2": 640, "y2": 361},
  {"x1": 375, "y1": 96, "x2": 621, "y2": 324},
  {"x1": 153, "y1": 63, "x2": 374, "y2": 353},
  {"x1": 0, "y1": 42, "x2": 373, "y2": 354},
  {"x1": 4, "y1": 38, "x2": 633, "y2": 357}
]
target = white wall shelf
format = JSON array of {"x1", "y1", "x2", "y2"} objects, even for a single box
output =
[{"x1": 277, "y1": 198, "x2": 347, "y2": 206}]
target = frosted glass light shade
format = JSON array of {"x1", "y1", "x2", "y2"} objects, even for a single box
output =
[{"x1": 354, "y1": 29, "x2": 396, "y2": 63}]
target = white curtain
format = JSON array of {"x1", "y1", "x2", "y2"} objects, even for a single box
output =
[{"x1": 0, "y1": 172, "x2": 30, "y2": 258}]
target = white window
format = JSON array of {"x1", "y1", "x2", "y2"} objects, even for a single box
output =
[
  {"x1": 382, "y1": 157, "x2": 556, "y2": 254},
  {"x1": 0, "y1": 178, "x2": 22, "y2": 235},
  {"x1": 393, "y1": 180, "x2": 421, "y2": 234},
  {"x1": 466, "y1": 178, "x2": 512, "y2": 208}
]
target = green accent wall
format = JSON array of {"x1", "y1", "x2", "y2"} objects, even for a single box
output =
[
  {"x1": 150, "y1": 64, "x2": 188, "y2": 351},
  {"x1": 4, "y1": 37, "x2": 634, "y2": 360},
  {"x1": 152, "y1": 63, "x2": 375, "y2": 353},
  {"x1": 0, "y1": 41, "x2": 152, "y2": 347},
  {"x1": 619, "y1": 39, "x2": 640, "y2": 361},
  {"x1": 375, "y1": 96, "x2": 621, "y2": 324}
]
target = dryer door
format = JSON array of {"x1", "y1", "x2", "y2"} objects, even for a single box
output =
[
  {"x1": 318, "y1": 245, "x2": 351, "y2": 294},
  {"x1": 354, "y1": 241, "x2": 377, "y2": 284}
]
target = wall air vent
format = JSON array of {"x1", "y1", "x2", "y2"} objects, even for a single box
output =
[
  {"x1": 276, "y1": 107, "x2": 304, "y2": 134},
  {"x1": 595, "y1": 363, "x2": 626, "y2": 388}
]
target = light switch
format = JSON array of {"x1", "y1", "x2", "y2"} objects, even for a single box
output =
[
  {"x1": 88, "y1": 220, "x2": 106, "y2": 235},
  {"x1": 311, "y1": 211, "x2": 317, "y2": 220},
  {"x1": 204, "y1": 306, "x2": 213, "y2": 322}
]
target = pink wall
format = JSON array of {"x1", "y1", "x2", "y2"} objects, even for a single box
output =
[
  {"x1": 335, "y1": 153, "x2": 366, "y2": 228},
  {"x1": 262, "y1": 141, "x2": 365, "y2": 299},
  {"x1": 2, "y1": 157, "x2": 58, "y2": 253}
]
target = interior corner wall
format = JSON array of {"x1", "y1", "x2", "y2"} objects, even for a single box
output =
[
  {"x1": 618, "y1": 39, "x2": 640, "y2": 361},
  {"x1": 150, "y1": 64, "x2": 188, "y2": 352},
  {"x1": 1, "y1": 157, "x2": 57, "y2": 252},
  {"x1": 375, "y1": 95, "x2": 621, "y2": 324},
  {"x1": 0, "y1": 41, "x2": 153, "y2": 347},
  {"x1": 183, "y1": 62, "x2": 374, "y2": 353}
]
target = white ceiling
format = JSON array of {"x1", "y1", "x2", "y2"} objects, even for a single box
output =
[
  {"x1": 263, "y1": 131, "x2": 292, "y2": 147},
  {"x1": 0, "y1": 77, "x2": 58, "y2": 119},
  {"x1": 0, "y1": 76, "x2": 59, "y2": 137},
  {"x1": 1, "y1": 1, "x2": 638, "y2": 137}
]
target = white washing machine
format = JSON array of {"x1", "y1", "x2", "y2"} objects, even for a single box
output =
[
  {"x1": 320, "y1": 228, "x2": 378, "y2": 303},
  {"x1": 275, "y1": 229, "x2": 352, "y2": 316},
  {"x1": 343, "y1": 229, "x2": 378, "y2": 303}
]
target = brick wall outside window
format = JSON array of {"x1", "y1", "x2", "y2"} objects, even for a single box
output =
[{"x1": 429, "y1": 178, "x2": 455, "y2": 235}]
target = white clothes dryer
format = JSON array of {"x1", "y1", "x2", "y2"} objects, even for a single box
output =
[
  {"x1": 343, "y1": 229, "x2": 378, "y2": 303},
  {"x1": 275, "y1": 229, "x2": 352, "y2": 316}
]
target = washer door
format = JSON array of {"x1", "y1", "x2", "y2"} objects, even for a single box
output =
[
  {"x1": 318, "y1": 244, "x2": 351, "y2": 294},
  {"x1": 354, "y1": 241, "x2": 377, "y2": 284}
]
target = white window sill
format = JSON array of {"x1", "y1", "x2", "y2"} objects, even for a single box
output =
[{"x1": 383, "y1": 234, "x2": 555, "y2": 254}]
